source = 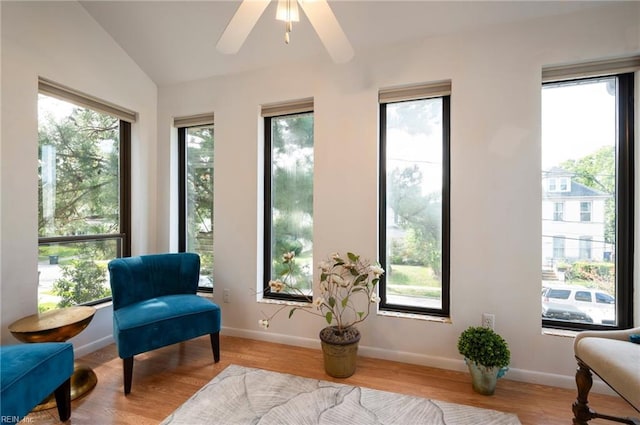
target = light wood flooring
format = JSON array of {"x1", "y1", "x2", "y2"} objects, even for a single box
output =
[{"x1": 27, "y1": 335, "x2": 638, "y2": 425}]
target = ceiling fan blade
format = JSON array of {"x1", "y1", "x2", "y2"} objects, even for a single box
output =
[
  {"x1": 217, "y1": 0, "x2": 271, "y2": 55},
  {"x1": 298, "y1": 0, "x2": 353, "y2": 63}
]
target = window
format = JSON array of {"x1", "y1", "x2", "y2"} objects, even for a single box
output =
[
  {"x1": 263, "y1": 99, "x2": 314, "y2": 300},
  {"x1": 541, "y1": 58, "x2": 636, "y2": 330},
  {"x1": 596, "y1": 292, "x2": 614, "y2": 304},
  {"x1": 546, "y1": 289, "x2": 571, "y2": 300},
  {"x1": 378, "y1": 81, "x2": 451, "y2": 316},
  {"x1": 548, "y1": 179, "x2": 557, "y2": 192},
  {"x1": 552, "y1": 236, "x2": 565, "y2": 259},
  {"x1": 559, "y1": 178, "x2": 568, "y2": 191},
  {"x1": 37, "y1": 79, "x2": 132, "y2": 312},
  {"x1": 177, "y1": 114, "x2": 215, "y2": 291},
  {"x1": 579, "y1": 236, "x2": 592, "y2": 259},
  {"x1": 580, "y1": 201, "x2": 592, "y2": 222},
  {"x1": 575, "y1": 291, "x2": 592, "y2": 303},
  {"x1": 553, "y1": 202, "x2": 564, "y2": 221}
]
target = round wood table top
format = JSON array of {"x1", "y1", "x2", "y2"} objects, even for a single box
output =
[{"x1": 8, "y1": 306, "x2": 96, "y2": 343}]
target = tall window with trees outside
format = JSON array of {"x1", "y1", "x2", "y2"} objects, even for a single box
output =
[
  {"x1": 378, "y1": 82, "x2": 450, "y2": 316},
  {"x1": 37, "y1": 80, "x2": 131, "y2": 312},
  {"x1": 541, "y1": 63, "x2": 635, "y2": 329},
  {"x1": 177, "y1": 118, "x2": 214, "y2": 291},
  {"x1": 263, "y1": 100, "x2": 314, "y2": 301}
]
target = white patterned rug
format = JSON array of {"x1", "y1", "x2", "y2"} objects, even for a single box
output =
[{"x1": 161, "y1": 365, "x2": 521, "y2": 425}]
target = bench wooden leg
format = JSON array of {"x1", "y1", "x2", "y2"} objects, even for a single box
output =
[
  {"x1": 53, "y1": 377, "x2": 71, "y2": 421},
  {"x1": 572, "y1": 358, "x2": 640, "y2": 425}
]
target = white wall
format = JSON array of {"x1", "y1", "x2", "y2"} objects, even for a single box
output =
[
  {"x1": 0, "y1": 1, "x2": 158, "y2": 351},
  {"x1": 157, "y1": 3, "x2": 639, "y2": 391},
  {"x1": 1, "y1": 0, "x2": 637, "y2": 394}
]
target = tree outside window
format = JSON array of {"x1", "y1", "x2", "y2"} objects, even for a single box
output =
[
  {"x1": 179, "y1": 125, "x2": 214, "y2": 289},
  {"x1": 264, "y1": 112, "x2": 314, "y2": 299},
  {"x1": 38, "y1": 93, "x2": 128, "y2": 312},
  {"x1": 379, "y1": 94, "x2": 450, "y2": 316}
]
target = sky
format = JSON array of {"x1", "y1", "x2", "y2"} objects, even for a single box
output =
[{"x1": 541, "y1": 78, "x2": 616, "y2": 170}]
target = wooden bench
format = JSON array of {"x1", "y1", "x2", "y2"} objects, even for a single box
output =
[{"x1": 573, "y1": 327, "x2": 640, "y2": 425}]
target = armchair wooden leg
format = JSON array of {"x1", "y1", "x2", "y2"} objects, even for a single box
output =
[
  {"x1": 210, "y1": 332, "x2": 220, "y2": 363},
  {"x1": 53, "y1": 377, "x2": 71, "y2": 421},
  {"x1": 573, "y1": 358, "x2": 595, "y2": 425},
  {"x1": 123, "y1": 356, "x2": 134, "y2": 395},
  {"x1": 572, "y1": 358, "x2": 640, "y2": 425}
]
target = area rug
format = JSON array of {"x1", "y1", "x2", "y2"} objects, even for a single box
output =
[{"x1": 161, "y1": 365, "x2": 521, "y2": 425}]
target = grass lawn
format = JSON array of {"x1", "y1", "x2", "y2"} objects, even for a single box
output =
[
  {"x1": 387, "y1": 264, "x2": 439, "y2": 287},
  {"x1": 386, "y1": 264, "x2": 441, "y2": 298}
]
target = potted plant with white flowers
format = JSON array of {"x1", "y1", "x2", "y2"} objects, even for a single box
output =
[{"x1": 259, "y1": 251, "x2": 384, "y2": 378}]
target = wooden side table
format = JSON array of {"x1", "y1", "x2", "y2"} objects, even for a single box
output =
[{"x1": 9, "y1": 306, "x2": 98, "y2": 410}]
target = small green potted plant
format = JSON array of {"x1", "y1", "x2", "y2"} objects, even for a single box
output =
[{"x1": 457, "y1": 326, "x2": 510, "y2": 395}]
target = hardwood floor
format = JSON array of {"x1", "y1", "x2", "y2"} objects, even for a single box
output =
[{"x1": 27, "y1": 335, "x2": 637, "y2": 425}]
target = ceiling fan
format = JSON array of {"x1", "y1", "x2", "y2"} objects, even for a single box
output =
[{"x1": 216, "y1": 0, "x2": 354, "y2": 64}]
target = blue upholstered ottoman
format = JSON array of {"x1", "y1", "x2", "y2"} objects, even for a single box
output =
[{"x1": 0, "y1": 342, "x2": 74, "y2": 424}]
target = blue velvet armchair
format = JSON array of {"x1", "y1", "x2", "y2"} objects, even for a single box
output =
[{"x1": 108, "y1": 252, "x2": 221, "y2": 394}]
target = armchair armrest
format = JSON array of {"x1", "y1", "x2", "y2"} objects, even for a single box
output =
[{"x1": 574, "y1": 327, "x2": 640, "y2": 348}]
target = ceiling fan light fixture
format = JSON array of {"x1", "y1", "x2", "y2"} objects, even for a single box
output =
[
  {"x1": 276, "y1": 0, "x2": 299, "y2": 44},
  {"x1": 276, "y1": 0, "x2": 299, "y2": 23},
  {"x1": 217, "y1": 0, "x2": 353, "y2": 63}
]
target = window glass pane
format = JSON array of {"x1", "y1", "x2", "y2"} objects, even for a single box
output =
[
  {"x1": 186, "y1": 126, "x2": 214, "y2": 288},
  {"x1": 39, "y1": 95, "x2": 120, "y2": 237},
  {"x1": 268, "y1": 113, "x2": 314, "y2": 295},
  {"x1": 38, "y1": 239, "x2": 120, "y2": 312},
  {"x1": 38, "y1": 93, "x2": 123, "y2": 311},
  {"x1": 384, "y1": 98, "x2": 443, "y2": 310},
  {"x1": 541, "y1": 77, "x2": 617, "y2": 326},
  {"x1": 575, "y1": 291, "x2": 592, "y2": 302}
]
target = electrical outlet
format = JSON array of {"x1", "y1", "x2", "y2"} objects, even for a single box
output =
[
  {"x1": 482, "y1": 313, "x2": 495, "y2": 330},
  {"x1": 223, "y1": 288, "x2": 230, "y2": 303}
]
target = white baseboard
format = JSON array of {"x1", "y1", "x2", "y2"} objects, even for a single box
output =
[
  {"x1": 74, "y1": 334, "x2": 114, "y2": 358},
  {"x1": 221, "y1": 326, "x2": 616, "y2": 396}
]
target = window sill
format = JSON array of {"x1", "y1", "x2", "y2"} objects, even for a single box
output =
[
  {"x1": 86, "y1": 300, "x2": 113, "y2": 311},
  {"x1": 377, "y1": 309, "x2": 452, "y2": 324},
  {"x1": 257, "y1": 297, "x2": 310, "y2": 308},
  {"x1": 541, "y1": 327, "x2": 578, "y2": 338}
]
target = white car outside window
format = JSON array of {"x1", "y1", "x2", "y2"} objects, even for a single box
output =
[{"x1": 542, "y1": 285, "x2": 615, "y2": 325}]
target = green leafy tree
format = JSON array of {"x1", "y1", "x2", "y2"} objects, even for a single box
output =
[
  {"x1": 38, "y1": 104, "x2": 120, "y2": 238},
  {"x1": 38, "y1": 97, "x2": 119, "y2": 308},
  {"x1": 52, "y1": 259, "x2": 110, "y2": 307},
  {"x1": 270, "y1": 114, "x2": 314, "y2": 287},
  {"x1": 186, "y1": 127, "x2": 214, "y2": 283},
  {"x1": 388, "y1": 165, "x2": 442, "y2": 277}
]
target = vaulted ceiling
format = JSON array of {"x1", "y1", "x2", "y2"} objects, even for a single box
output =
[{"x1": 80, "y1": 1, "x2": 607, "y2": 86}]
